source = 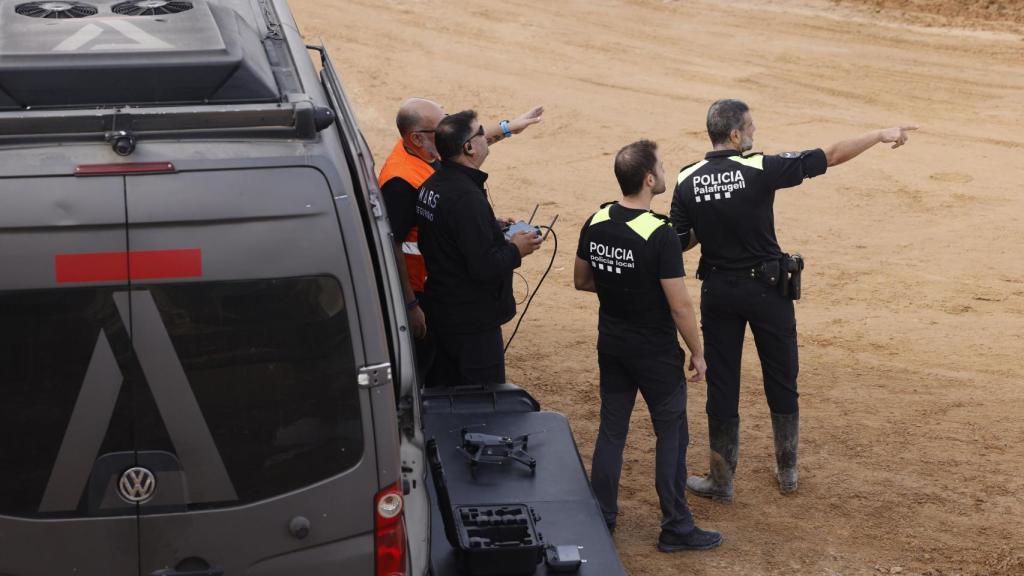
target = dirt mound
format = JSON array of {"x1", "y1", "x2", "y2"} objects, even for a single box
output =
[{"x1": 833, "y1": 0, "x2": 1024, "y2": 32}]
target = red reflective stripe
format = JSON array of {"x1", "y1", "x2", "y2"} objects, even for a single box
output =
[
  {"x1": 56, "y1": 249, "x2": 202, "y2": 283},
  {"x1": 55, "y1": 252, "x2": 127, "y2": 283},
  {"x1": 129, "y1": 249, "x2": 202, "y2": 280}
]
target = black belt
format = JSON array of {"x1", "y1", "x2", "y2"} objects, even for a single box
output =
[
  {"x1": 699, "y1": 256, "x2": 804, "y2": 300},
  {"x1": 703, "y1": 264, "x2": 776, "y2": 283}
]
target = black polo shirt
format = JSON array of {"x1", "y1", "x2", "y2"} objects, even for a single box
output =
[
  {"x1": 670, "y1": 149, "x2": 827, "y2": 269},
  {"x1": 416, "y1": 160, "x2": 522, "y2": 334},
  {"x1": 577, "y1": 203, "x2": 684, "y2": 357}
]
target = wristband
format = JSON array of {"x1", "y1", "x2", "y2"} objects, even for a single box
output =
[
  {"x1": 500, "y1": 119, "x2": 512, "y2": 139},
  {"x1": 406, "y1": 298, "x2": 419, "y2": 311}
]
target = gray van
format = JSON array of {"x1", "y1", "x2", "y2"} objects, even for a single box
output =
[
  {"x1": 0, "y1": 1, "x2": 624, "y2": 575},
  {"x1": 0, "y1": 1, "x2": 428, "y2": 574}
]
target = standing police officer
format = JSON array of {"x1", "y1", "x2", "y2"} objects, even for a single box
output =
[
  {"x1": 674, "y1": 99, "x2": 916, "y2": 501},
  {"x1": 575, "y1": 140, "x2": 721, "y2": 552}
]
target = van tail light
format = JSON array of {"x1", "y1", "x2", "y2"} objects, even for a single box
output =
[{"x1": 375, "y1": 482, "x2": 407, "y2": 576}]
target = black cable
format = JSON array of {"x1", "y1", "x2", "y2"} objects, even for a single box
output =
[
  {"x1": 504, "y1": 226, "x2": 558, "y2": 353},
  {"x1": 512, "y1": 271, "x2": 530, "y2": 305}
]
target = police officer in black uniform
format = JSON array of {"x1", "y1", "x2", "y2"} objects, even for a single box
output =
[
  {"x1": 673, "y1": 99, "x2": 917, "y2": 501},
  {"x1": 575, "y1": 140, "x2": 721, "y2": 552},
  {"x1": 415, "y1": 110, "x2": 543, "y2": 387}
]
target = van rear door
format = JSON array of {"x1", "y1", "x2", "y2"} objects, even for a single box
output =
[
  {"x1": 0, "y1": 176, "x2": 139, "y2": 575},
  {"x1": 124, "y1": 167, "x2": 379, "y2": 576}
]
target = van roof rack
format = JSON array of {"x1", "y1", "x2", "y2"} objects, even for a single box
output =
[{"x1": 0, "y1": 98, "x2": 336, "y2": 143}]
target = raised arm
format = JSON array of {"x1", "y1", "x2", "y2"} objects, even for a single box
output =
[
  {"x1": 823, "y1": 125, "x2": 918, "y2": 167},
  {"x1": 485, "y1": 106, "x2": 544, "y2": 145}
]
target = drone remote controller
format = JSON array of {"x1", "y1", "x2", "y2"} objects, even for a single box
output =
[
  {"x1": 503, "y1": 220, "x2": 541, "y2": 241},
  {"x1": 503, "y1": 203, "x2": 558, "y2": 242}
]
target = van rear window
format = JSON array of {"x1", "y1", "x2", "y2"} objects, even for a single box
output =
[
  {"x1": 0, "y1": 287, "x2": 133, "y2": 517},
  {"x1": 142, "y1": 277, "x2": 364, "y2": 508},
  {"x1": 0, "y1": 277, "x2": 364, "y2": 517}
]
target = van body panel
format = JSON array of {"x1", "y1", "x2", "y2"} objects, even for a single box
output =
[
  {"x1": 0, "y1": 175, "x2": 139, "y2": 574},
  {"x1": 243, "y1": 532, "x2": 375, "y2": 576},
  {"x1": 0, "y1": 176, "x2": 126, "y2": 290},
  {"x1": 124, "y1": 167, "x2": 381, "y2": 573},
  {"x1": 0, "y1": 516, "x2": 139, "y2": 576},
  {"x1": 137, "y1": 461, "x2": 378, "y2": 576}
]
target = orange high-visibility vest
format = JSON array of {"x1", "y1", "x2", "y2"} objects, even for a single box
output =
[{"x1": 378, "y1": 139, "x2": 435, "y2": 293}]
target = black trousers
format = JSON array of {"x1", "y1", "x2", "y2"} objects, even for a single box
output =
[
  {"x1": 427, "y1": 327, "x2": 505, "y2": 388},
  {"x1": 700, "y1": 272, "x2": 799, "y2": 420},
  {"x1": 412, "y1": 293, "x2": 439, "y2": 388},
  {"x1": 590, "y1": 350, "x2": 694, "y2": 535}
]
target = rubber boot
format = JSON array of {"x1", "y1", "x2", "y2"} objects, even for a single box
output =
[
  {"x1": 771, "y1": 411, "x2": 799, "y2": 494},
  {"x1": 685, "y1": 417, "x2": 739, "y2": 503}
]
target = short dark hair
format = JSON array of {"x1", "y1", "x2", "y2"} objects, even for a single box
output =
[
  {"x1": 706, "y1": 99, "x2": 749, "y2": 145},
  {"x1": 613, "y1": 140, "x2": 659, "y2": 197},
  {"x1": 435, "y1": 110, "x2": 478, "y2": 161}
]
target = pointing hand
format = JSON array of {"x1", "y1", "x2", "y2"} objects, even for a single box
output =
[{"x1": 880, "y1": 125, "x2": 918, "y2": 149}]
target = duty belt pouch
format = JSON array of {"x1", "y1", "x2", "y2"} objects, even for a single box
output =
[
  {"x1": 780, "y1": 253, "x2": 804, "y2": 300},
  {"x1": 759, "y1": 260, "x2": 780, "y2": 287}
]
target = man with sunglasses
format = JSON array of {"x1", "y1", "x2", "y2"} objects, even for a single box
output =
[
  {"x1": 414, "y1": 110, "x2": 544, "y2": 388},
  {"x1": 378, "y1": 98, "x2": 543, "y2": 352}
]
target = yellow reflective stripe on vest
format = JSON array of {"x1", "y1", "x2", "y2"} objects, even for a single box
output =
[
  {"x1": 589, "y1": 205, "x2": 612, "y2": 226},
  {"x1": 728, "y1": 154, "x2": 764, "y2": 170},
  {"x1": 401, "y1": 242, "x2": 421, "y2": 256},
  {"x1": 626, "y1": 212, "x2": 667, "y2": 241},
  {"x1": 677, "y1": 160, "x2": 708, "y2": 185},
  {"x1": 589, "y1": 205, "x2": 667, "y2": 241}
]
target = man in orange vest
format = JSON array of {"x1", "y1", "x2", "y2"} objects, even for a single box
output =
[{"x1": 378, "y1": 98, "x2": 543, "y2": 364}]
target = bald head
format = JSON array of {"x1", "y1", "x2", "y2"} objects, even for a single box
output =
[{"x1": 396, "y1": 98, "x2": 445, "y2": 137}]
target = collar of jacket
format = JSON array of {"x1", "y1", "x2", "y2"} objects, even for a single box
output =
[
  {"x1": 440, "y1": 159, "x2": 489, "y2": 190},
  {"x1": 705, "y1": 149, "x2": 757, "y2": 160}
]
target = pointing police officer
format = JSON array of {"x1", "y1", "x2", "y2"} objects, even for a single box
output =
[
  {"x1": 673, "y1": 99, "x2": 917, "y2": 502},
  {"x1": 575, "y1": 140, "x2": 722, "y2": 552}
]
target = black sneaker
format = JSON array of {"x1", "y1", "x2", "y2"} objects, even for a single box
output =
[
  {"x1": 606, "y1": 522, "x2": 615, "y2": 535},
  {"x1": 657, "y1": 527, "x2": 723, "y2": 552}
]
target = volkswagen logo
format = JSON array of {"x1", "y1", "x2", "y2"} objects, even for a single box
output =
[{"x1": 118, "y1": 467, "x2": 157, "y2": 504}]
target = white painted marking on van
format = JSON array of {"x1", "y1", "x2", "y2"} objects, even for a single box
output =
[
  {"x1": 93, "y1": 21, "x2": 174, "y2": 50},
  {"x1": 53, "y1": 21, "x2": 174, "y2": 52},
  {"x1": 53, "y1": 23, "x2": 104, "y2": 52}
]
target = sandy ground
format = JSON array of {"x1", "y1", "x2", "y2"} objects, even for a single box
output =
[{"x1": 291, "y1": 1, "x2": 1024, "y2": 574}]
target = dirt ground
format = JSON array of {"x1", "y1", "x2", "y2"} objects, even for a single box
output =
[{"x1": 291, "y1": 1, "x2": 1024, "y2": 574}]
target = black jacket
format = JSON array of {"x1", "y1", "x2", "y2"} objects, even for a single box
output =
[{"x1": 415, "y1": 161, "x2": 522, "y2": 334}]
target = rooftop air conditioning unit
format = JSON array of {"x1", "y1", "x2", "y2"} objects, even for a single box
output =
[
  {"x1": 111, "y1": 0, "x2": 192, "y2": 16},
  {"x1": 15, "y1": 1, "x2": 98, "y2": 19},
  {"x1": 0, "y1": 0, "x2": 281, "y2": 108}
]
